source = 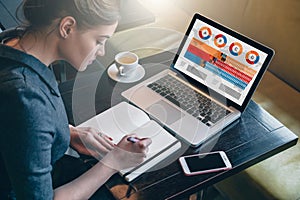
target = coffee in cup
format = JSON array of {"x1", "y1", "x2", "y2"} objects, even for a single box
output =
[{"x1": 115, "y1": 51, "x2": 139, "y2": 77}]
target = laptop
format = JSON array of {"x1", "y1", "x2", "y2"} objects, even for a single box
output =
[{"x1": 122, "y1": 13, "x2": 274, "y2": 147}]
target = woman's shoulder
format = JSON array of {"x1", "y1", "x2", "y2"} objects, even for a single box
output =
[
  {"x1": 0, "y1": 63, "x2": 42, "y2": 101},
  {"x1": 0, "y1": 64, "x2": 26, "y2": 90},
  {"x1": 0, "y1": 54, "x2": 44, "y2": 90}
]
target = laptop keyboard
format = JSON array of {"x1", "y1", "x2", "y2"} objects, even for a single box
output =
[{"x1": 147, "y1": 75, "x2": 231, "y2": 126}]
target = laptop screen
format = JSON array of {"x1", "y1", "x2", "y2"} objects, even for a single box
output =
[{"x1": 172, "y1": 13, "x2": 274, "y2": 111}]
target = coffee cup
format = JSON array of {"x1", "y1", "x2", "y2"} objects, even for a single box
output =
[{"x1": 115, "y1": 51, "x2": 139, "y2": 77}]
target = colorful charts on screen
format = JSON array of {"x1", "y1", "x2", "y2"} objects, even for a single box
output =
[
  {"x1": 246, "y1": 50, "x2": 259, "y2": 64},
  {"x1": 197, "y1": 26, "x2": 261, "y2": 66},
  {"x1": 229, "y1": 42, "x2": 243, "y2": 56},
  {"x1": 199, "y1": 27, "x2": 212, "y2": 40},
  {"x1": 214, "y1": 34, "x2": 227, "y2": 48}
]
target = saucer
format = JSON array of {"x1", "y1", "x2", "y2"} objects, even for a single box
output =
[{"x1": 107, "y1": 63, "x2": 145, "y2": 83}]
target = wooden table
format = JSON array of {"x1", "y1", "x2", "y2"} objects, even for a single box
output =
[{"x1": 59, "y1": 50, "x2": 298, "y2": 200}]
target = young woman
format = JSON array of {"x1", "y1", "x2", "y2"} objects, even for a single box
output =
[{"x1": 0, "y1": 0, "x2": 151, "y2": 199}]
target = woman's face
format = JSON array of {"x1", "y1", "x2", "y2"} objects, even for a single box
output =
[{"x1": 59, "y1": 22, "x2": 118, "y2": 71}]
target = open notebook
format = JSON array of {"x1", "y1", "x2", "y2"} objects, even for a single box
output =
[{"x1": 76, "y1": 102, "x2": 181, "y2": 182}]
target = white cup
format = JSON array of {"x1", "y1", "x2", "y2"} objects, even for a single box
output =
[{"x1": 115, "y1": 51, "x2": 139, "y2": 77}]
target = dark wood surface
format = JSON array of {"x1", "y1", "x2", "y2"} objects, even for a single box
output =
[{"x1": 59, "y1": 50, "x2": 298, "y2": 200}]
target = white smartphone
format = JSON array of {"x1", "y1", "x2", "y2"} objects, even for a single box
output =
[{"x1": 179, "y1": 151, "x2": 232, "y2": 176}]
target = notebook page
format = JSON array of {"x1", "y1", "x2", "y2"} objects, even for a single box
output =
[
  {"x1": 131, "y1": 120, "x2": 178, "y2": 157},
  {"x1": 70, "y1": 102, "x2": 181, "y2": 182},
  {"x1": 78, "y1": 102, "x2": 150, "y2": 143},
  {"x1": 120, "y1": 120, "x2": 181, "y2": 179}
]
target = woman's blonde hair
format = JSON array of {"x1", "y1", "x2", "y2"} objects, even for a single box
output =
[{"x1": 18, "y1": 0, "x2": 120, "y2": 30}]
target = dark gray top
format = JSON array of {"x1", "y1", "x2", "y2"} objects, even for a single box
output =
[{"x1": 0, "y1": 30, "x2": 70, "y2": 199}]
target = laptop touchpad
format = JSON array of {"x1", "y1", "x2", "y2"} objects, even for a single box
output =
[{"x1": 146, "y1": 100, "x2": 183, "y2": 125}]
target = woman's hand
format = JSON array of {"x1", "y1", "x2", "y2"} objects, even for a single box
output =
[
  {"x1": 69, "y1": 125, "x2": 115, "y2": 159},
  {"x1": 100, "y1": 134, "x2": 152, "y2": 171}
]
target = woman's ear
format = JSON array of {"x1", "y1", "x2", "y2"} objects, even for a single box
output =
[{"x1": 59, "y1": 16, "x2": 77, "y2": 39}]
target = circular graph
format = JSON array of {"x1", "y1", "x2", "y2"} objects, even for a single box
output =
[
  {"x1": 214, "y1": 34, "x2": 227, "y2": 48},
  {"x1": 199, "y1": 27, "x2": 212, "y2": 40},
  {"x1": 229, "y1": 42, "x2": 243, "y2": 56},
  {"x1": 246, "y1": 50, "x2": 260, "y2": 64}
]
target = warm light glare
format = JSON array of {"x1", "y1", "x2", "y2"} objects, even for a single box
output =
[{"x1": 139, "y1": 0, "x2": 172, "y2": 12}]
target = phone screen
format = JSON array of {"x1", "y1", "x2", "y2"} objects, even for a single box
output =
[{"x1": 185, "y1": 152, "x2": 227, "y2": 172}]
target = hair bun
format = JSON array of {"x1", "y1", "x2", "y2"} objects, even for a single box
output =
[{"x1": 22, "y1": 0, "x2": 49, "y2": 27}]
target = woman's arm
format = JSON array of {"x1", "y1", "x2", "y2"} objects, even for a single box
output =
[
  {"x1": 54, "y1": 161, "x2": 116, "y2": 200},
  {"x1": 54, "y1": 135, "x2": 151, "y2": 200},
  {"x1": 1, "y1": 86, "x2": 60, "y2": 199}
]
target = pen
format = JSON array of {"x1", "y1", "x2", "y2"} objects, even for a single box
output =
[{"x1": 127, "y1": 136, "x2": 140, "y2": 143}]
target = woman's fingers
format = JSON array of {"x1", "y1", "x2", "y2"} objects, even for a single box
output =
[{"x1": 95, "y1": 133, "x2": 115, "y2": 151}]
